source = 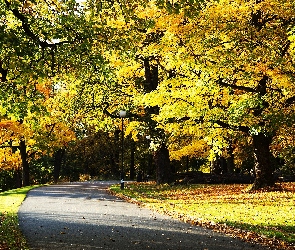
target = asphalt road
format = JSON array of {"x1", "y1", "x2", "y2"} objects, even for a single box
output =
[{"x1": 18, "y1": 181, "x2": 270, "y2": 250}]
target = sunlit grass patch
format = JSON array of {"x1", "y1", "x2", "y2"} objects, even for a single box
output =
[
  {"x1": 110, "y1": 182, "x2": 295, "y2": 248},
  {"x1": 0, "y1": 186, "x2": 38, "y2": 250}
]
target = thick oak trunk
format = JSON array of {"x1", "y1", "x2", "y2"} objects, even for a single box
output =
[
  {"x1": 154, "y1": 144, "x2": 172, "y2": 185},
  {"x1": 251, "y1": 132, "x2": 275, "y2": 189}
]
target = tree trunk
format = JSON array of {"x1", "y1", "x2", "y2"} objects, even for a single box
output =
[
  {"x1": 14, "y1": 168, "x2": 22, "y2": 188},
  {"x1": 53, "y1": 148, "x2": 65, "y2": 183},
  {"x1": 19, "y1": 139, "x2": 30, "y2": 187},
  {"x1": 226, "y1": 144, "x2": 235, "y2": 174},
  {"x1": 110, "y1": 130, "x2": 120, "y2": 177},
  {"x1": 251, "y1": 132, "x2": 275, "y2": 189},
  {"x1": 211, "y1": 155, "x2": 223, "y2": 174},
  {"x1": 147, "y1": 153, "x2": 154, "y2": 176},
  {"x1": 186, "y1": 156, "x2": 189, "y2": 173},
  {"x1": 130, "y1": 140, "x2": 135, "y2": 180},
  {"x1": 154, "y1": 144, "x2": 172, "y2": 185}
]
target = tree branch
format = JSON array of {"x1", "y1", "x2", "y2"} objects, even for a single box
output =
[
  {"x1": 102, "y1": 102, "x2": 119, "y2": 119},
  {"x1": 284, "y1": 96, "x2": 295, "y2": 108},
  {"x1": 174, "y1": 97, "x2": 195, "y2": 107},
  {"x1": 215, "y1": 120, "x2": 249, "y2": 133},
  {"x1": 47, "y1": 123, "x2": 56, "y2": 137},
  {"x1": 4, "y1": 0, "x2": 51, "y2": 48},
  {"x1": 216, "y1": 78, "x2": 256, "y2": 92},
  {"x1": 4, "y1": 0, "x2": 73, "y2": 48}
]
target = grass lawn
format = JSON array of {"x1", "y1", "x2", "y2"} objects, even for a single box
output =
[
  {"x1": 0, "y1": 186, "x2": 37, "y2": 250},
  {"x1": 110, "y1": 182, "x2": 295, "y2": 249}
]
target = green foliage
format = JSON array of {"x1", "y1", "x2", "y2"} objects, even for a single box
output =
[
  {"x1": 64, "y1": 130, "x2": 121, "y2": 180},
  {"x1": 29, "y1": 156, "x2": 54, "y2": 184},
  {"x1": 0, "y1": 170, "x2": 17, "y2": 192}
]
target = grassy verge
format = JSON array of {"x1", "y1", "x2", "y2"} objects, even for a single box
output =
[
  {"x1": 0, "y1": 186, "x2": 38, "y2": 250},
  {"x1": 110, "y1": 182, "x2": 295, "y2": 249}
]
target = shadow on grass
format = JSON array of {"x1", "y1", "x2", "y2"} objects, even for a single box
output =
[{"x1": 0, "y1": 186, "x2": 37, "y2": 197}]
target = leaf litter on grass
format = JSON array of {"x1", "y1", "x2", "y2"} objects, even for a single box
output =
[
  {"x1": 0, "y1": 186, "x2": 37, "y2": 250},
  {"x1": 110, "y1": 182, "x2": 295, "y2": 250}
]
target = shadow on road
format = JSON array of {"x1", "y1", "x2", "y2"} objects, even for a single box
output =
[{"x1": 18, "y1": 181, "x2": 269, "y2": 250}]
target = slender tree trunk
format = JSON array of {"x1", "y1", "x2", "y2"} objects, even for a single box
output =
[
  {"x1": 251, "y1": 132, "x2": 275, "y2": 189},
  {"x1": 111, "y1": 130, "x2": 120, "y2": 176},
  {"x1": 53, "y1": 148, "x2": 65, "y2": 183},
  {"x1": 14, "y1": 168, "x2": 22, "y2": 188},
  {"x1": 211, "y1": 155, "x2": 223, "y2": 174},
  {"x1": 19, "y1": 139, "x2": 30, "y2": 187},
  {"x1": 130, "y1": 140, "x2": 135, "y2": 180},
  {"x1": 154, "y1": 144, "x2": 172, "y2": 184},
  {"x1": 147, "y1": 154, "x2": 153, "y2": 176},
  {"x1": 186, "y1": 156, "x2": 189, "y2": 173}
]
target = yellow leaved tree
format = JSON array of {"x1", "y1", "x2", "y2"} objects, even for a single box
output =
[{"x1": 137, "y1": 0, "x2": 295, "y2": 189}]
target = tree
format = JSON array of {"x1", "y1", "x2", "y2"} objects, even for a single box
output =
[
  {"x1": 2, "y1": 0, "x2": 295, "y2": 189},
  {"x1": 52, "y1": 0, "x2": 177, "y2": 184},
  {"x1": 139, "y1": 0, "x2": 295, "y2": 189},
  {"x1": 63, "y1": 129, "x2": 122, "y2": 180},
  {"x1": 0, "y1": 0, "x2": 91, "y2": 185}
]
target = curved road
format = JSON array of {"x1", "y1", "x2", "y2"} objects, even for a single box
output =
[{"x1": 18, "y1": 181, "x2": 270, "y2": 250}]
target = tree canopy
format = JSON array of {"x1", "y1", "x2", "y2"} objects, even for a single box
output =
[{"x1": 1, "y1": 0, "x2": 295, "y2": 190}]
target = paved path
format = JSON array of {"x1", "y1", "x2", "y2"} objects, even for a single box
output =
[{"x1": 18, "y1": 181, "x2": 270, "y2": 250}]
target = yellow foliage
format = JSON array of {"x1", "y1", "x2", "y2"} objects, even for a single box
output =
[
  {"x1": 0, "y1": 148, "x2": 21, "y2": 171},
  {"x1": 124, "y1": 121, "x2": 143, "y2": 141},
  {"x1": 127, "y1": 0, "x2": 295, "y2": 164},
  {"x1": 0, "y1": 120, "x2": 24, "y2": 145},
  {"x1": 170, "y1": 140, "x2": 210, "y2": 160}
]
